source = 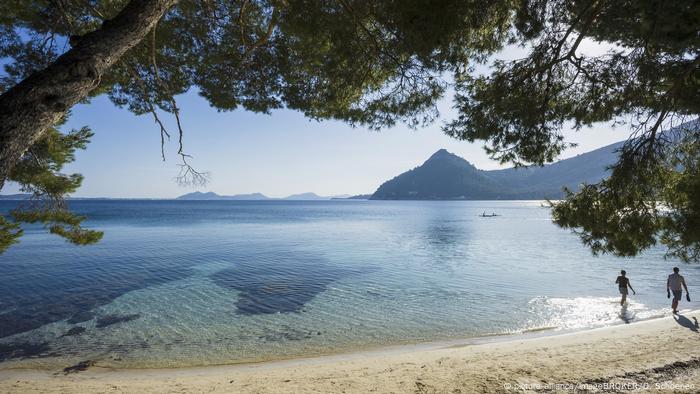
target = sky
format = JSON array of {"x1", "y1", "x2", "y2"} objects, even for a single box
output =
[
  {"x1": 2, "y1": 88, "x2": 633, "y2": 199},
  {"x1": 2, "y1": 41, "x2": 633, "y2": 199}
]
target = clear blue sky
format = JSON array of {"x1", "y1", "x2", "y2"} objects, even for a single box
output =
[{"x1": 3, "y1": 42, "x2": 632, "y2": 198}]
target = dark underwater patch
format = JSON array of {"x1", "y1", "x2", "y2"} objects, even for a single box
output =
[
  {"x1": 0, "y1": 261, "x2": 192, "y2": 339},
  {"x1": 211, "y1": 252, "x2": 365, "y2": 315},
  {"x1": 95, "y1": 313, "x2": 141, "y2": 328},
  {"x1": 61, "y1": 326, "x2": 86, "y2": 337},
  {"x1": 0, "y1": 341, "x2": 53, "y2": 362},
  {"x1": 258, "y1": 326, "x2": 322, "y2": 342},
  {"x1": 66, "y1": 311, "x2": 95, "y2": 324}
]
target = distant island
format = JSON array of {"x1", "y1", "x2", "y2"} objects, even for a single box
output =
[
  {"x1": 332, "y1": 194, "x2": 372, "y2": 200},
  {"x1": 1, "y1": 141, "x2": 625, "y2": 202},
  {"x1": 175, "y1": 191, "x2": 270, "y2": 200},
  {"x1": 283, "y1": 192, "x2": 335, "y2": 201},
  {"x1": 175, "y1": 191, "x2": 355, "y2": 201},
  {"x1": 370, "y1": 140, "x2": 623, "y2": 200}
]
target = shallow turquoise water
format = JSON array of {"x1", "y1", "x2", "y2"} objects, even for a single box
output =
[{"x1": 0, "y1": 200, "x2": 697, "y2": 368}]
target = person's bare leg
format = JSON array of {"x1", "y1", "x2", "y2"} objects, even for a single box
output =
[
  {"x1": 672, "y1": 298, "x2": 679, "y2": 313},
  {"x1": 621, "y1": 294, "x2": 626, "y2": 306}
]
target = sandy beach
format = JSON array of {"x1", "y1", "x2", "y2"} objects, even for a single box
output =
[{"x1": 1, "y1": 310, "x2": 698, "y2": 393}]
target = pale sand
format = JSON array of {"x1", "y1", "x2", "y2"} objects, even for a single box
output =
[{"x1": 1, "y1": 311, "x2": 699, "y2": 393}]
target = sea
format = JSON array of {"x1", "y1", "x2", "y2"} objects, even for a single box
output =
[{"x1": 0, "y1": 200, "x2": 697, "y2": 369}]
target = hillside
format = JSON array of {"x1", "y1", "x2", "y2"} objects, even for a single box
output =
[{"x1": 370, "y1": 141, "x2": 622, "y2": 200}]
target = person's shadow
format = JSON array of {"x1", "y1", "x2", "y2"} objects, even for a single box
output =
[{"x1": 673, "y1": 314, "x2": 699, "y2": 332}]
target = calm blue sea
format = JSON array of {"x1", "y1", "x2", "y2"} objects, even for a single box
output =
[{"x1": 0, "y1": 200, "x2": 697, "y2": 368}]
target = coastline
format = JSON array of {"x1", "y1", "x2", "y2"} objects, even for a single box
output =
[
  {"x1": 0, "y1": 306, "x2": 670, "y2": 371},
  {"x1": 2, "y1": 310, "x2": 699, "y2": 393}
]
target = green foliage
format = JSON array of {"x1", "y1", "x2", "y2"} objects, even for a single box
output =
[
  {"x1": 552, "y1": 125, "x2": 699, "y2": 262},
  {"x1": 659, "y1": 133, "x2": 700, "y2": 262},
  {"x1": 0, "y1": 126, "x2": 102, "y2": 253},
  {"x1": 445, "y1": 0, "x2": 699, "y2": 166},
  {"x1": 0, "y1": 215, "x2": 22, "y2": 251},
  {"x1": 1, "y1": 1, "x2": 514, "y2": 125}
]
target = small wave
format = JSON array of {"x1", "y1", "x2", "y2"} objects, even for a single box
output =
[
  {"x1": 520, "y1": 325, "x2": 559, "y2": 334},
  {"x1": 523, "y1": 296, "x2": 667, "y2": 332}
]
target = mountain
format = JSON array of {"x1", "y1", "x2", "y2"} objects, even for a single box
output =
[
  {"x1": 332, "y1": 194, "x2": 372, "y2": 200},
  {"x1": 176, "y1": 191, "x2": 270, "y2": 200},
  {"x1": 225, "y1": 193, "x2": 270, "y2": 200},
  {"x1": 283, "y1": 192, "x2": 329, "y2": 200},
  {"x1": 176, "y1": 191, "x2": 221, "y2": 200},
  {"x1": 485, "y1": 141, "x2": 623, "y2": 199},
  {"x1": 347, "y1": 194, "x2": 372, "y2": 200},
  {"x1": 370, "y1": 142, "x2": 623, "y2": 200}
]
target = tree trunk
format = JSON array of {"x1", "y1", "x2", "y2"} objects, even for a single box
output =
[{"x1": 0, "y1": 0, "x2": 178, "y2": 190}]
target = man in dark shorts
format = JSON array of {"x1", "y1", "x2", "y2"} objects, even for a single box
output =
[
  {"x1": 667, "y1": 267, "x2": 690, "y2": 314},
  {"x1": 615, "y1": 270, "x2": 635, "y2": 306}
]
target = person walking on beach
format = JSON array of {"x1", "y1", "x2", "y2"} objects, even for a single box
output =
[
  {"x1": 616, "y1": 270, "x2": 635, "y2": 306},
  {"x1": 667, "y1": 267, "x2": 690, "y2": 314}
]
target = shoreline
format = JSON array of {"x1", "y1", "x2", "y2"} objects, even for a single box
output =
[
  {"x1": 2, "y1": 310, "x2": 699, "y2": 393},
  {"x1": 0, "y1": 307, "x2": 673, "y2": 372}
]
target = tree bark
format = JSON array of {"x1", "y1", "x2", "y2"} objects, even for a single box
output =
[{"x1": 0, "y1": 0, "x2": 178, "y2": 189}]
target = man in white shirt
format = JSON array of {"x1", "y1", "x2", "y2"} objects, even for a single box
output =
[{"x1": 667, "y1": 267, "x2": 690, "y2": 314}]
